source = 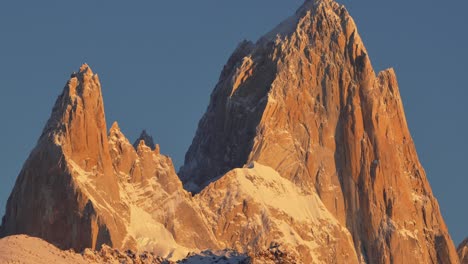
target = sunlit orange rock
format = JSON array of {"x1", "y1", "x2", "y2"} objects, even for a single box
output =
[{"x1": 180, "y1": 0, "x2": 459, "y2": 263}]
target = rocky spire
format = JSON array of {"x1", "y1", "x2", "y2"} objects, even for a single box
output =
[
  {"x1": 133, "y1": 130, "x2": 156, "y2": 150},
  {"x1": 1, "y1": 64, "x2": 127, "y2": 252},
  {"x1": 180, "y1": 0, "x2": 370, "y2": 192}
]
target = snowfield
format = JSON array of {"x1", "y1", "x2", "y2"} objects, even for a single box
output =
[{"x1": 0, "y1": 235, "x2": 88, "y2": 264}]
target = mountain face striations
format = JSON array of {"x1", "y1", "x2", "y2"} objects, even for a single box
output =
[
  {"x1": 0, "y1": 65, "x2": 128, "y2": 251},
  {"x1": 180, "y1": 0, "x2": 458, "y2": 263},
  {"x1": 0, "y1": 0, "x2": 460, "y2": 263}
]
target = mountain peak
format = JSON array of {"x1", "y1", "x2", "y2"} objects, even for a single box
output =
[
  {"x1": 133, "y1": 130, "x2": 156, "y2": 150},
  {"x1": 110, "y1": 121, "x2": 121, "y2": 133},
  {"x1": 180, "y1": 0, "x2": 458, "y2": 262},
  {"x1": 41, "y1": 65, "x2": 106, "y2": 145},
  {"x1": 79, "y1": 63, "x2": 94, "y2": 75},
  {"x1": 259, "y1": 0, "x2": 347, "y2": 45},
  {"x1": 1, "y1": 64, "x2": 126, "y2": 252},
  {"x1": 65, "y1": 65, "x2": 102, "y2": 105},
  {"x1": 302, "y1": 0, "x2": 334, "y2": 7}
]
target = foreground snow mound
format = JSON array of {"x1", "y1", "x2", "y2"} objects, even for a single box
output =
[
  {"x1": 0, "y1": 235, "x2": 88, "y2": 264},
  {"x1": 0, "y1": 235, "x2": 250, "y2": 264}
]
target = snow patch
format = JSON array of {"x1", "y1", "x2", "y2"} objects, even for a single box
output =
[
  {"x1": 127, "y1": 205, "x2": 193, "y2": 260},
  {"x1": 232, "y1": 162, "x2": 338, "y2": 223}
]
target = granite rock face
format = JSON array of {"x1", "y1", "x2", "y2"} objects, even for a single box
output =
[
  {"x1": 0, "y1": 61, "x2": 356, "y2": 262},
  {"x1": 180, "y1": 0, "x2": 458, "y2": 263},
  {"x1": 0, "y1": 64, "x2": 218, "y2": 259},
  {"x1": 0, "y1": 64, "x2": 128, "y2": 251}
]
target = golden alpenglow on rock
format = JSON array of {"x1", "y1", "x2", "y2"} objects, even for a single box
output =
[
  {"x1": 0, "y1": 0, "x2": 460, "y2": 263},
  {"x1": 180, "y1": 0, "x2": 459, "y2": 263},
  {"x1": 1, "y1": 64, "x2": 128, "y2": 251}
]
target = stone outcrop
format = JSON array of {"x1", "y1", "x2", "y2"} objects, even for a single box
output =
[
  {"x1": 133, "y1": 130, "x2": 157, "y2": 151},
  {"x1": 458, "y1": 238, "x2": 468, "y2": 264},
  {"x1": 180, "y1": 0, "x2": 459, "y2": 263}
]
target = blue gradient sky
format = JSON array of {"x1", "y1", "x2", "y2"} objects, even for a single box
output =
[{"x1": 0, "y1": 1, "x2": 466, "y2": 243}]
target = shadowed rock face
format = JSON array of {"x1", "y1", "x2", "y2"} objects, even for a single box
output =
[
  {"x1": 0, "y1": 64, "x2": 127, "y2": 251},
  {"x1": 180, "y1": 0, "x2": 458, "y2": 263},
  {"x1": 133, "y1": 130, "x2": 156, "y2": 151},
  {"x1": 458, "y1": 239, "x2": 468, "y2": 264}
]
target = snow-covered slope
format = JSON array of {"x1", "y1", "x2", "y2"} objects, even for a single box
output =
[
  {"x1": 109, "y1": 123, "x2": 357, "y2": 262},
  {"x1": 196, "y1": 162, "x2": 358, "y2": 263},
  {"x1": 0, "y1": 235, "x2": 88, "y2": 264},
  {"x1": 108, "y1": 122, "x2": 219, "y2": 260},
  {"x1": 0, "y1": 235, "x2": 248, "y2": 264}
]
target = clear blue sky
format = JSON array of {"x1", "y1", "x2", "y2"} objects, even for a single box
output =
[{"x1": 0, "y1": 0, "x2": 466, "y2": 244}]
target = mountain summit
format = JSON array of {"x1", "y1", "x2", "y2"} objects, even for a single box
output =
[
  {"x1": 179, "y1": 0, "x2": 459, "y2": 263},
  {"x1": 0, "y1": 63, "x2": 127, "y2": 251},
  {"x1": 133, "y1": 130, "x2": 157, "y2": 151},
  {"x1": 0, "y1": 1, "x2": 460, "y2": 263}
]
